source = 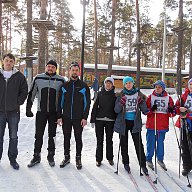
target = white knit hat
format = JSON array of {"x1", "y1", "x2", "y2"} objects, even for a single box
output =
[{"x1": 104, "y1": 77, "x2": 114, "y2": 85}]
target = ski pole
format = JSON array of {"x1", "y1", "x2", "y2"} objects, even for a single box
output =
[
  {"x1": 114, "y1": 134, "x2": 121, "y2": 174},
  {"x1": 139, "y1": 128, "x2": 143, "y2": 176},
  {"x1": 170, "y1": 115, "x2": 180, "y2": 149},
  {"x1": 153, "y1": 111, "x2": 158, "y2": 184},
  {"x1": 183, "y1": 119, "x2": 192, "y2": 188}
]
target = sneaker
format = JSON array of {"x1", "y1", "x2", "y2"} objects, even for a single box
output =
[
  {"x1": 108, "y1": 160, "x2": 114, "y2": 166},
  {"x1": 147, "y1": 161, "x2": 154, "y2": 170},
  {"x1": 10, "y1": 160, "x2": 19, "y2": 170},
  {"x1": 76, "y1": 156, "x2": 82, "y2": 170},
  {"x1": 47, "y1": 151, "x2": 55, "y2": 167},
  {"x1": 124, "y1": 164, "x2": 131, "y2": 173},
  {"x1": 96, "y1": 161, "x2": 101, "y2": 167},
  {"x1": 157, "y1": 160, "x2": 167, "y2": 171},
  {"x1": 141, "y1": 166, "x2": 148, "y2": 175},
  {"x1": 28, "y1": 153, "x2": 41, "y2": 168},
  {"x1": 182, "y1": 168, "x2": 192, "y2": 176},
  {"x1": 60, "y1": 155, "x2": 70, "y2": 168}
]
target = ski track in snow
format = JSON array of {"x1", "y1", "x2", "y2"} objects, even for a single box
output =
[{"x1": 0, "y1": 89, "x2": 192, "y2": 192}]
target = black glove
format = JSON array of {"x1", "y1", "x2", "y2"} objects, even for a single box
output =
[
  {"x1": 167, "y1": 106, "x2": 174, "y2": 113},
  {"x1": 151, "y1": 104, "x2": 157, "y2": 112},
  {"x1": 26, "y1": 109, "x2": 33, "y2": 117}
]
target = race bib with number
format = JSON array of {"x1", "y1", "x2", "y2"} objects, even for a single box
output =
[
  {"x1": 125, "y1": 92, "x2": 138, "y2": 112},
  {"x1": 184, "y1": 95, "x2": 192, "y2": 111},
  {"x1": 151, "y1": 95, "x2": 169, "y2": 114}
]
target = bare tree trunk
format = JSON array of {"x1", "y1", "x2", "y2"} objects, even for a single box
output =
[
  {"x1": 107, "y1": 0, "x2": 116, "y2": 76},
  {"x1": 136, "y1": 0, "x2": 141, "y2": 88},
  {"x1": 26, "y1": 0, "x2": 33, "y2": 88},
  {"x1": 38, "y1": 0, "x2": 48, "y2": 74},
  {"x1": 176, "y1": 0, "x2": 184, "y2": 96},
  {"x1": 189, "y1": 37, "x2": 192, "y2": 79}
]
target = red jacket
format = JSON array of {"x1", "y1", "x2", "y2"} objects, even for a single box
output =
[
  {"x1": 175, "y1": 88, "x2": 192, "y2": 128},
  {"x1": 146, "y1": 90, "x2": 175, "y2": 131}
]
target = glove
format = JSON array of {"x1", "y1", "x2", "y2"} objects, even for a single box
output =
[
  {"x1": 151, "y1": 104, "x2": 157, "y2": 112},
  {"x1": 120, "y1": 96, "x2": 126, "y2": 106},
  {"x1": 167, "y1": 106, "x2": 174, "y2": 113},
  {"x1": 26, "y1": 110, "x2": 34, "y2": 117},
  {"x1": 91, "y1": 123, "x2": 95, "y2": 128}
]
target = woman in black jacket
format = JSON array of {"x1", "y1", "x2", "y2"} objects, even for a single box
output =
[{"x1": 90, "y1": 77, "x2": 116, "y2": 167}]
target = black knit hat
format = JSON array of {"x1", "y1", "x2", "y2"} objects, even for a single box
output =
[{"x1": 46, "y1": 60, "x2": 57, "y2": 69}]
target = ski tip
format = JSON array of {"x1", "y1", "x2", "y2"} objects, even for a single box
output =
[{"x1": 153, "y1": 179, "x2": 158, "y2": 184}]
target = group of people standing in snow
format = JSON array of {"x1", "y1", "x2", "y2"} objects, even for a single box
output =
[{"x1": 0, "y1": 53, "x2": 191, "y2": 179}]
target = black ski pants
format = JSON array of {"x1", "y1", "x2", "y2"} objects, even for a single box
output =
[
  {"x1": 95, "y1": 120, "x2": 114, "y2": 162},
  {"x1": 181, "y1": 129, "x2": 192, "y2": 170},
  {"x1": 62, "y1": 118, "x2": 83, "y2": 157},
  {"x1": 120, "y1": 120, "x2": 146, "y2": 167},
  {"x1": 34, "y1": 111, "x2": 57, "y2": 153}
]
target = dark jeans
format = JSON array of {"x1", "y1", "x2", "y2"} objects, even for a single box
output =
[
  {"x1": 95, "y1": 120, "x2": 114, "y2": 162},
  {"x1": 181, "y1": 129, "x2": 192, "y2": 170},
  {"x1": 0, "y1": 111, "x2": 20, "y2": 162},
  {"x1": 120, "y1": 120, "x2": 146, "y2": 167},
  {"x1": 34, "y1": 111, "x2": 57, "y2": 153},
  {"x1": 62, "y1": 118, "x2": 83, "y2": 157}
]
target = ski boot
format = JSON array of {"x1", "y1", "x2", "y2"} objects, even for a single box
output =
[
  {"x1": 124, "y1": 164, "x2": 131, "y2": 173},
  {"x1": 47, "y1": 151, "x2": 55, "y2": 167},
  {"x1": 76, "y1": 156, "x2": 82, "y2": 170},
  {"x1": 147, "y1": 161, "x2": 154, "y2": 170},
  {"x1": 157, "y1": 160, "x2": 167, "y2": 171},
  {"x1": 141, "y1": 166, "x2": 149, "y2": 175},
  {"x1": 60, "y1": 155, "x2": 70, "y2": 168},
  {"x1": 108, "y1": 160, "x2": 114, "y2": 166},
  {"x1": 10, "y1": 160, "x2": 20, "y2": 170},
  {"x1": 182, "y1": 168, "x2": 192, "y2": 176},
  {"x1": 28, "y1": 153, "x2": 41, "y2": 168},
  {"x1": 96, "y1": 161, "x2": 101, "y2": 167}
]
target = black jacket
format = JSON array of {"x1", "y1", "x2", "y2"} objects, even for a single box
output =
[
  {"x1": 0, "y1": 68, "x2": 28, "y2": 112},
  {"x1": 26, "y1": 72, "x2": 65, "y2": 112},
  {"x1": 57, "y1": 78, "x2": 91, "y2": 120},
  {"x1": 90, "y1": 86, "x2": 116, "y2": 123}
]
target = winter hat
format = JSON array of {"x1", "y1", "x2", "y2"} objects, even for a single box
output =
[
  {"x1": 153, "y1": 80, "x2": 166, "y2": 90},
  {"x1": 46, "y1": 60, "x2": 57, "y2": 69},
  {"x1": 123, "y1": 76, "x2": 134, "y2": 85},
  {"x1": 188, "y1": 78, "x2": 192, "y2": 86},
  {"x1": 69, "y1": 61, "x2": 80, "y2": 69},
  {"x1": 104, "y1": 77, "x2": 114, "y2": 85}
]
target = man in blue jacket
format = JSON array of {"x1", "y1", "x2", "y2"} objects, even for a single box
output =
[
  {"x1": 57, "y1": 62, "x2": 91, "y2": 170},
  {"x1": 0, "y1": 53, "x2": 28, "y2": 170}
]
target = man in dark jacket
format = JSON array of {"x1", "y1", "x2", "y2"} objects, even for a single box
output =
[
  {"x1": 57, "y1": 62, "x2": 91, "y2": 170},
  {"x1": 26, "y1": 60, "x2": 65, "y2": 167},
  {"x1": 0, "y1": 53, "x2": 28, "y2": 170}
]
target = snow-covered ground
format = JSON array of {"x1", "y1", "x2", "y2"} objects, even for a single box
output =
[{"x1": 0, "y1": 89, "x2": 192, "y2": 192}]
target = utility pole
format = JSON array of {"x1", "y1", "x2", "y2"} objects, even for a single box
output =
[
  {"x1": 162, "y1": 1, "x2": 167, "y2": 82},
  {"x1": 80, "y1": 0, "x2": 89, "y2": 80},
  {"x1": 93, "y1": 0, "x2": 98, "y2": 78},
  {"x1": 26, "y1": 0, "x2": 33, "y2": 88}
]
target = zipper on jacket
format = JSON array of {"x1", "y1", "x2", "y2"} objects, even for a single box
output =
[
  {"x1": 47, "y1": 77, "x2": 51, "y2": 112},
  {"x1": 71, "y1": 82, "x2": 74, "y2": 120},
  {"x1": 5, "y1": 79, "x2": 8, "y2": 114}
]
